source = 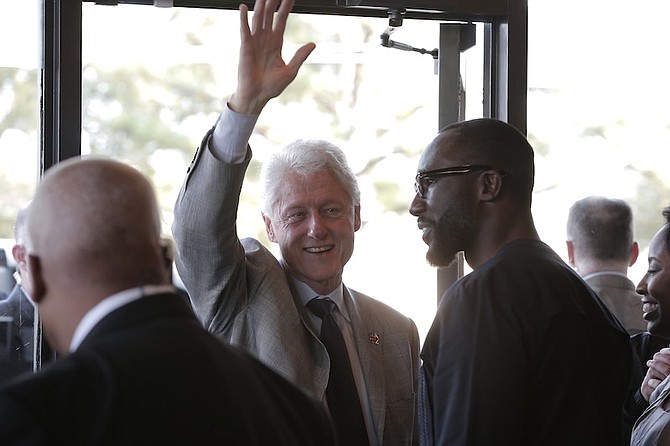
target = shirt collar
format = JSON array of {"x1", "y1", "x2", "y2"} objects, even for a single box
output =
[
  {"x1": 69, "y1": 284, "x2": 175, "y2": 353},
  {"x1": 582, "y1": 271, "x2": 628, "y2": 281},
  {"x1": 290, "y1": 277, "x2": 350, "y2": 323}
]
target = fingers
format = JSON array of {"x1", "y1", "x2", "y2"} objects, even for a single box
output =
[
  {"x1": 239, "y1": 3, "x2": 250, "y2": 40},
  {"x1": 248, "y1": 0, "x2": 281, "y2": 33},
  {"x1": 648, "y1": 349, "x2": 670, "y2": 378},
  {"x1": 250, "y1": 0, "x2": 265, "y2": 32},
  {"x1": 642, "y1": 366, "x2": 663, "y2": 401},
  {"x1": 641, "y1": 348, "x2": 670, "y2": 402},
  {"x1": 263, "y1": 0, "x2": 281, "y2": 30},
  {"x1": 642, "y1": 378, "x2": 662, "y2": 402},
  {"x1": 247, "y1": 0, "x2": 292, "y2": 34},
  {"x1": 274, "y1": 0, "x2": 295, "y2": 35},
  {"x1": 647, "y1": 366, "x2": 668, "y2": 382},
  {"x1": 232, "y1": 0, "x2": 312, "y2": 114},
  {"x1": 649, "y1": 378, "x2": 663, "y2": 389}
]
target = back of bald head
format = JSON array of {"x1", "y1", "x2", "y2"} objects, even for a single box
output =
[
  {"x1": 439, "y1": 118, "x2": 535, "y2": 206},
  {"x1": 28, "y1": 157, "x2": 167, "y2": 292}
]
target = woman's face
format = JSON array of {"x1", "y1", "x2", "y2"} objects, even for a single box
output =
[{"x1": 638, "y1": 224, "x2": 670, "y2": 337}]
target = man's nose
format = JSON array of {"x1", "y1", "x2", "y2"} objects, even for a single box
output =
[
  {"x1": 409, "y1": 194, "x2": 425, "y2": 217},
  {"x1": 307, "y1": 212, "x2": 327, "y2": 238}
]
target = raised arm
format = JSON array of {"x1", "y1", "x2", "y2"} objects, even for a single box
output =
[
  {"x1": 229, "y1": 0, "x2": 315, "y2": 115},
  {"x1": 173, "y1": 0, "x2": 314, "y2": 330}
]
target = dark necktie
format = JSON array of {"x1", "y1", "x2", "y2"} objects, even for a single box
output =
[{"x1": 308, "y1": 298, "x2": 370, "y2": 446}]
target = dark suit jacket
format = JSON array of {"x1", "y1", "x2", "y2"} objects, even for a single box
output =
[
  {"x1": 173, "y1": 131, "x2": 420, "y2": 446},
  {"x1": 0, "y1": 285, "x2": 34, "y2": 383},
  {"x1": 0, "y1": 293, "x2": 336, "y2": 445}
]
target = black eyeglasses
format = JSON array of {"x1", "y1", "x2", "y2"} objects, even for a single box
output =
[{"x1": 414, "y1": 164, "x2": 508, "y2": 198}]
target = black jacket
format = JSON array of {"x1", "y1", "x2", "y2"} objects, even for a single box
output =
[{"x1": 0, "y1": 292, "x2": 336, "y2": 445}]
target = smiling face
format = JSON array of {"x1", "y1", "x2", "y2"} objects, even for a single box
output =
[
  {"x1": 637, "y1": 224, "x2": 670, "y2": 336},
  {"x1": 263, "y1": 170, "x2": 361, "y2": 295}
]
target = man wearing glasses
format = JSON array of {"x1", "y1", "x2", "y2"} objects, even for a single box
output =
[{"x1": 410, "y1": 118, "x2": 633, "y2": 445}]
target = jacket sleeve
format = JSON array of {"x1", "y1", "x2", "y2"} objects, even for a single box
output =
[{"x1": 172, "y1": 129, "x2": 253, "y2": 335}]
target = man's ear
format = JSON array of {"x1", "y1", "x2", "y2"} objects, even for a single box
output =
[
  {"x1": 629, "y1": 241, "x2": 640, "y2": 267},
  {"x1": 353, "y1": 205, "x2": 361, "y2": 232},
  {"x1": 26, "y1": 254, "x2": 46, "y2": 303},
  {"x1": 11, "y1": 244, "x2": 25, "y2": 266},
  {"x1": 479, "y1": 170, "x2": 504, "y2": 202},
  {"x1": 566, "y1": 241, "x2": 576, "y2": 267},
  {"x1": 263, "y1": 214, "x2": 277, "y2": 243}
]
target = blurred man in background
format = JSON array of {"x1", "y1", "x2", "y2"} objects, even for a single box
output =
[{"x1": 567, "y1": 195, "x2": 645, "y2": 334}]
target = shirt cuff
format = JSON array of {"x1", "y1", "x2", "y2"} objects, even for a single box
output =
[{"x1": 209, "y1": 103, "x2": 259, "y2": 164}]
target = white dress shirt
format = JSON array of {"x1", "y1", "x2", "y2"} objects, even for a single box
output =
[{"x1": 292, "y1": 278, "x2": 378, "y2": 446}]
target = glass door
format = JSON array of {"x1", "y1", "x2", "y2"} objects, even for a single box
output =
[{"x1": 0, "y1": 0, "x2": 42, "y2": 382}]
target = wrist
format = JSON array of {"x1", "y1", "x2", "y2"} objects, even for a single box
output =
[{"x1": 228, "y1": 92, "x2": 267, "y2": 116}]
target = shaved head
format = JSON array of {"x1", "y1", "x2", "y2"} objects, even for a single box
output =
[
  {"x1": 26, "y1": 157, "x2": 168, "y2": 353},
  {"x1": 435, "y1": 118, "x2": 535, "y2": 207},
  {"x1": 29, "y1": 157, "x2": 165, "y2": 288}
]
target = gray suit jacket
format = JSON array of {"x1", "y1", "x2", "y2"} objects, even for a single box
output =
[
  {"x1": 173, "y1": 132, "x2": 420, "y2": 446},
  {"x1": 586, "y1": 274, "x2": 646, "y2": 334}
]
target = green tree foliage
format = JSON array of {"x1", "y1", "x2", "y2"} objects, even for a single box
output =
[
  {"x1": 0, "y1": 68, "x2": 38, "y2": 131},
  {"x1": 82, "y1": 64, "x2": 218, "y2": 171}
]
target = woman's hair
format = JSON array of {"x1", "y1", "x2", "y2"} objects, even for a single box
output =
[{"x1": 261, "y1": 139, "x2": 360, "y2": 217}]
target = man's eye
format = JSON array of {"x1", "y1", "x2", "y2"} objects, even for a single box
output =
[
  {"x1": 322, "y1": 208, "x2": 345, "y2": 219},
  {"x1": 419, "y1": 178, "x2": 434, "y2": 191},
  {"x1": 284, "y1": 212, "x2": 304, "y2": 223}
]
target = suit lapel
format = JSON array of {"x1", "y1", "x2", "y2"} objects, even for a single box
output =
[{"x1": 344, "y1": 286, "x2": 386, "y2": 439}]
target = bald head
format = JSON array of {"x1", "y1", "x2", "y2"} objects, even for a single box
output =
[
  {"x1": 26, "y1": 157, "x2": 168, "y2": 353},
  {"x1": 29, "y1": 157, "x2": 166, "y2": 289}
]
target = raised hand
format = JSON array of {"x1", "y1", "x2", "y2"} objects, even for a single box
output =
[{"x1": 229, "y1": 0, "x2": 316, "y2": 115}]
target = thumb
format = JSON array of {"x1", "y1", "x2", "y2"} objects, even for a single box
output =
[{"x1": 287, "y1": 42, "x2": 316, "y2": 73}]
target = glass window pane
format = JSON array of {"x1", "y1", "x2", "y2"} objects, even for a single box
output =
[
  {"x1": 81, "y1": 4, "x2": 484, "y2": 340},
  {"x1": 528, "y1": 0, "x2": 670, "y2": 281},
  {"x1": 0, "y1": 0, "x2": 41, "y2": 382}
]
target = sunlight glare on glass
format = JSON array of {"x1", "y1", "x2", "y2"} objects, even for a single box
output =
[{"x1": 0, "y1": 0, "x2": 42, "y2": 69}]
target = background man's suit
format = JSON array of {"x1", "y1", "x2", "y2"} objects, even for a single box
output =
[
  {"x1": 0, "y1": 293, "x2": 335, "y2": 445},
  {"x1": 585, "y1": 273, "x2": 646, "y2": 334},
  {"x1": 173, "y1": 135, "x2": 421, "y2": 446}
]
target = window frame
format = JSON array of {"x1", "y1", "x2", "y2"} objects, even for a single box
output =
[{"x1": 39, "y1": 0, "x2": 527, "y2": 363}]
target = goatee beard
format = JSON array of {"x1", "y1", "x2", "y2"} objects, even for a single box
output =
[{"x1": 427, "y1": 250, "x2": 460, "y2": 269}]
